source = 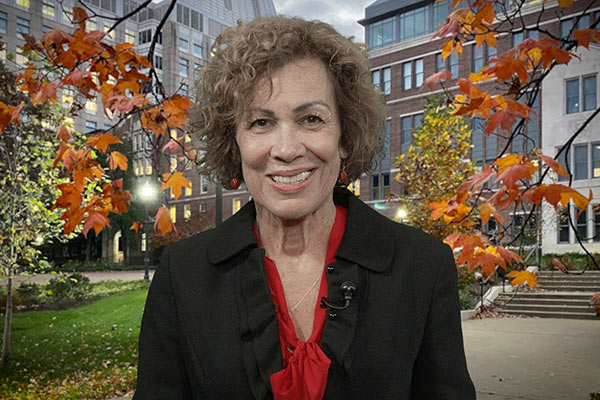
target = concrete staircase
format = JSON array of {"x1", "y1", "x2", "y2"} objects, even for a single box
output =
[{"x1": 495, "y1": 270, "x2": 600, "y2": 320}]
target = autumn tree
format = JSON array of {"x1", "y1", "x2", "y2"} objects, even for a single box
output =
[
  {"x1": 421, "y1": 0, "x2": 600, "y2": 287},
  {"x1": 0, "y1": 60, "x2": 65, "y2": 365},
  {"x1": 395, "y1": 95, "x2": 476, "y2": 240}
]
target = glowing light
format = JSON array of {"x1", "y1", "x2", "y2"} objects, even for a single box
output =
[{"x1": 396, "y1": 208, "x2": 408, "y2": 219}]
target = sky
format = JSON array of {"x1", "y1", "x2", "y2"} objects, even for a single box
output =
[{"x1": 272, "y1": 0, "x2": 375, "y2": 43}]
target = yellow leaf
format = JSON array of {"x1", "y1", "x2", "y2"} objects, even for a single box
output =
[
  {"x1": 442, "y1": 40, "x2": 454, "y2": 60},
  {"x1": 506, "y1": 270, "x2": 537, "y2": 288}
]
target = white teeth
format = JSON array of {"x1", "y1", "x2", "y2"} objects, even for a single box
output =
[{"x1": 271, "y1": 171, "x2": 311, "y2": 184}]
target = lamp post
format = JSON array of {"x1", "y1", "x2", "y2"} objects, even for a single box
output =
[{"x1": 138, "y1": 180, "x2": 157, "y2": 282}]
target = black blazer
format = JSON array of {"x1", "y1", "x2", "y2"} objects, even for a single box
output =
[{"x1": 134, "y1": 188, "x2": 476, "y2": 399}]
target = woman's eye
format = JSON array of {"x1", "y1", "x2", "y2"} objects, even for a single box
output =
[
  {"x1": 303, "y1": 115, "x2": 323, "y2": 125},
  {"x1": 249, "y1": 119, "x2": 270, "y2": 129}
]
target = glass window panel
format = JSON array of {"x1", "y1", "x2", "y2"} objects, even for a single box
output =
[
  {"x1": 566, "y1": 78, "x2": 579, "y2": 114},
  {"x1": 413, "y1": 113, "x2": 424, "y2": 130},
  {"x1": 383, "y1": 67, "x2": 391, "y2": 95},
  {"x1": 578, "y1": 14, "x2": 590, "y2": 29},
  {"x1": 449, "y1": 53, "x2": 459, "y2": 79},
  {"x1": 16, "y1": 0, "x2": 29, "y2": 8},
  {"x1": 179, "y1": 58, "x2": 189, "y2": 76},
  {"x1": 576, "y1": 208, "x2": 588, "y2": 240},
  {"x1": 486, "y1": 43, "x2": 497, "y2": 63},
  {"x1": 403, "y1": 62, "x2": 412, "y2": 90},
  {"x1": 415, "y1": 59, "x2": 423, "y2": 88},
  {"x1": 0, "y1": 12, "x2": 7, "y2": 34},
  {"x1": 472, "y1": 44, "x2": 484, "y2": 72},
  {"x1": 193, "y1": 42, "x2": 203, "y2": 57},
  {"x1": 558, "y1": 206, "x2": 570, "y2": 243},
  {"x1": 594, "y1": 207, "x2": 600, "y2": 242},
  {"x1": 433, "y1": 0, "x2": 451, "y2": 29},
  {"x1": 512, "y1": 31, "x2": 524, "y2": 47},
  {"x1": 557, "y1": 146, "x2": 570, "y2": 182},
  {"x1": 381, "y1": 120, "x2": 391, "y2": 171},
  {"x1": 16, "y1": 17, "x2": 30, "y2": 40},
  {"x1": 560, "y1": 18, "x2": 573, "y2": 38},
  {"x1": 527, "y1": 29, "x2": 539, "y2": 41},
  {"x1": 383, "y1": 173, "x2": 390, "y2": 198},
  {"x1": 43, "y1": 0, "x2": 55, "y2": 17},
  {"x1": 414, "y1": 8, "x2": 427, "y2": 37},
  {"x1": 592, "y1": 143, "x2": 600, "y2": 178},
  {"x1": 472, "y1": 117, "x2": 484, "y2": 163},
  {"x1": 583, "y1": 75, "x2": 596, "y2": 111},
  {"x1": 435, "y1": 53, "x2": 444, "y2": 73},
  {"x1": 372, "y1": 70, "x2": 380, "y2": 91},
  {"x1": 574, "y1": 144, "x2": 588, "y2": 180},
  {"x1": 179, "y1": 34, "x2": 188, "y2": 51},
  {"x1": 401, "y1": 116, "x2": 411, "y2": 153},
  {"x1": 525, "y1": 94, "x2": 540, "y2": 152},
  {"x1": 371, "y1": 174, "x2": 380, "y2": 200},
  {"x1": 85, "y1": 120, "x2": 97, "y2": 133}
]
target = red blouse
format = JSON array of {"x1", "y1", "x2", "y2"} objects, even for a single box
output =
[{"x1": 255, "y1": 206, "x2": 347, "y2": 400}]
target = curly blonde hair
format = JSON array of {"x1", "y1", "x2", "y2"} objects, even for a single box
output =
[{"x1": 193, "y1": 16, "x2": 387, "y2": 186}]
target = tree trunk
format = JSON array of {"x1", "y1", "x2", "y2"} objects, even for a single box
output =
[{"x1": 1, "y1": 274, "x2": 13, "y2": 366}]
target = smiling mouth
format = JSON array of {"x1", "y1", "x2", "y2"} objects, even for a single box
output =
[{"x1": 270, "y1": 170, "x2": 312, "y2": 185}]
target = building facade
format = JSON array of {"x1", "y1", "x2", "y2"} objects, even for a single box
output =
[
  {"x1": 0, "y1": 0, "x2": 276, "y2": 264},
  {"x1": 358, "y1": 0, "x2": 599, "y2": 255}
]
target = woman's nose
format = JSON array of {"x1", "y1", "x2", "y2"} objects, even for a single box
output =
[{"x1": 270, "y1": 123, "x2": 305, "y2": 162}]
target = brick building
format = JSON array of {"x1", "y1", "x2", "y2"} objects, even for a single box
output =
[{"x1": 358, "y1": 0, "x2": 599, "y2": 254}]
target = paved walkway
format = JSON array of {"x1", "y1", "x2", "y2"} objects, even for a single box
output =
[
  {"x1": 463, "y1": 317, "x2": 600, "y2": 400},
  {"x1": 1, "y1": 270, "x2": 155, "y2": 286}
]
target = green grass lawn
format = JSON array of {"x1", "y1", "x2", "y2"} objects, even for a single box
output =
[{"x1": 0, "y1": 287, "x2": 149, "y2": 399}]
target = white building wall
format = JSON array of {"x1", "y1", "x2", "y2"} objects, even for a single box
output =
[{"x1": 541, "y1": 44, "x2": 600, "y2": 254}]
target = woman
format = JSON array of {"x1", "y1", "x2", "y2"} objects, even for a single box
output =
[{"x1": 134, "y1": 17, "x2": 476, "y2": 400}]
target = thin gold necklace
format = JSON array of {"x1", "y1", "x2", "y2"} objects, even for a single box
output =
[{"x1": 289, "y1": 274, "x2": 322, "y2": 313}]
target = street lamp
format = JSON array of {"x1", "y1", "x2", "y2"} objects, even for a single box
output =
[{"x1": 138, "y1": 180, "x2": 157, "y2": 282}]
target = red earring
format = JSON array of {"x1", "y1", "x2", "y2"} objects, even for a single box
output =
[
  {"x1": 229, "y1": 177, "x2": 240, "y2": 190},
  {"x1": 339, "y1": 162, "x2": 348, "y2": 185}
]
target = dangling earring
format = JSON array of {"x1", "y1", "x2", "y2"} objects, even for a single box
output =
[
  {"x1": 229, "y1": 177, "x2": 240, "y2": 190},
  {"x1": 338, "y1": 160, "x2": 348, "y2": 185}
]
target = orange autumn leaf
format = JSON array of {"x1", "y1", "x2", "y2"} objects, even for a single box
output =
[
  {"x1": 33, "y1": 82, "x2": 61, "y2": 104},
  {"x1": 53, "y1": 183, "x2": 82, "y2": 212},
  {"x1": 496, "y1": 246, "x2": 523, "y2": 265},
  {"x1": 557, "y1": 0, "x2": 573, "y2": 7},
  {"x1": 479, "y1": 202, "x2": 504, "y2": 226},
  {"x1": 108, "y1": 151, "x2": 128, "y2": 171},
  {"x1": 161, "y1": 171, "x2": 191, "y2": 200},
  {"x1": 154, "y1": 206, "x2": 176, "y2": 235},
  {"x1": 441, "y1": 40, "x2": 455, "y2": 60},
  {"x1": 506, "y1": 270, "x2": 537, "y2": 288},
  {"x1": 86, "y1": 132, "x2": 122, "y2": 153},
  {"x1": 494, "y1": 161, "x2": 537, "y2": 189},
  {"x1": 130, "y1": 221, "x2": 143, "y2": 232},
  {"x1": 72, "y1": 7, "x2": 88, "y2": 28},
  {"x1": 421, "y1": 70, "x2": 452, "y2": 91},
  {"x1": 552, "y1": 258, "x2": 569, "y2": 274},
  {"x1": 589, "y1": 292, "x2": 600, "y2": 305},
  {"x1": 83, "y1": 212, "x2": 110, "y2": 237},
  {"x1": 56, "y1": 124, "x2": 72, "y2": 142},
  {"x1": 538, "y1": 153, "x2": 568, "y2": 178},
  {"x1": 0, "y1": 101, "x2": 12, "y2": 134},
  {"x1": 573, "y1": 29, "x2": 600, "y2": 49}
]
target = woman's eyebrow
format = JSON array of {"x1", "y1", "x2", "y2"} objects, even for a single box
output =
[
  {"x1": 243, "y1": 108, "x2": 276, "y2": 117},
  {"x1": 292, "y1": 101, "x2": 331, "y2": 114}
]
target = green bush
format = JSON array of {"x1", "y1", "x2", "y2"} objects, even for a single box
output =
[
  {"x1": 16, "y1": 282, "x2": 42, "y2": 307},
  {"x1": 56, "y1": 260, "x2": 152, "y2": 272},
  {"x1": 541, "y1": 253, "x2": 600, "y2": 271},
  {"x1": 46, "y1": 273, "x2": 91, "y2": 303}
]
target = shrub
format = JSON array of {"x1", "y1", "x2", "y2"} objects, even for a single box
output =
[
  {"x1": 16, "y1": 282, "x2": 42, "y2": 308},
  {"x1": 46, "y1": 273, "x2": 91, "y2": 303}
]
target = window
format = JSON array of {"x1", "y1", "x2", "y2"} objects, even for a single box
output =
[
  {"x1": 17, "y1": 17, "x2": 30, "y2": 40},
  {"x1": 139, "y1": 29, "x2": 152, "y2": 44},
  {"x1": 403, "y1": 62, "x2": 412, "y2": 90},
  {"x1": 400, "y1": 6, "x2": 428, "y2": 41},
  {"x1": 200, "y1": 176, "x2": 208, "y2": 193},
  {"x1": 558, "y1": 206, "x2": 570, "y2": 243},
  {"x1": 566, "y1": 78, "x2": 579, "y2": 114},
  {"x1": 185, "y1": 181, "x2": 192, "y2": 196},
  {"x1": 43, "y1": 25, "x2": 52, "y2": 34},
  {"x1": 372, "y1": 70, "x2": 380, "y2": 91},
  {"x1": 16, "y1": 0, "x2": 30, "y2": 8},
  {"x1": 179, "y1": 33, "x2": 189, "y2": 52},
  {"x1": 191, "y1": 10, "x2": 202, "y2": 31},
  {"x1": 179, "y1": 58, "x2": 189, "y2": 77},
  {"x1": 368, "y1": 16, "x2": 396, "y2": 49},
  {"x1": 472, "y1": 44, "x2": 484, "y2": 72},
  {"x1": 154, "y1": 55, "x2": 163, "y2": 70},
  {"x1": 199, "y1": 203, "x2": 206, "y2": 212},
  {"x1": 184, "y1": 204, "x2": 191, "y2": 220},
  {"x1": 415, "y1": 59, "x2": 423, "y2": 88},
  {"x1": 370, "y1": 174, "x2": 379, "y2": 200},
  {"x1": 86, "y1": 19, "x2": 96, "y2": 31},
  {"x1": 125, "y1": 29, "x2": 135, "y2": 44},
  {"x1": 145, "y1": 159, "x2": 152, "y2": 175},
  {"x1": 85, "y1": 99, "x2": 97, "y2": 114},
  {"x1": 401, "y1": 116, "x2": 411, "y2": 153},
  {"x1": 557, "y1": 146, "x2": 570, "y2": 182},
  {"x1": 593, "y1": 143, "x2": 600, "y2": 178},
  {"x1": 574, "y1": 144, "x2": 588, "y2": 180},
  {"x1": 433, "y1": 0, "x2": 451, "y2": 29},
  {"x1": 595, "y1": 207, "x2": 600, "y2": 242},
  {"x1": 0, "y1": 12, "x2": 6, "y2": 34},
  {"x1": 435, "y1": 53, "x2": 445, "y2": 73},
  {"x1": 576, "y1": 207, "x2": 588, "y2": 240},
  {"x1": 486, "y1": 44, "x2": 497, "y2": 64},
  {"x1": 63, "y1": 8, "x2": 73, "y2": 23},
  {"x1": 223, "y1": 0, "x2": 232, "y2": 10},
  {"x1": 527, "y1": 29, "x2": 539, "y2": 41},
  {"x1": 583, "y1": 75, "x2": 596, "y2": 111},
  {"x1": 193, "y1": 42, "x2": 203, "y2": 57},
  {"x1": 194, "y1": 63, "x2": 202, "y2": 73},
  {"x1": 449, "y1": 53, "x2": 459, "y2": 79},
  {"x1": 170, "y1": 156, "x2": 177, "y2": 172},
  {"x1": 85, "y1": 120, "x2": 97, "y2": 133},
  {"x1": 382, "y1": 67, "x2": 391, "y2": 95},
  {"x1": 560, "y1": 18, "x2": 573, "y2": 38},
  {"x1": 512, "y1": 31, "x2": 524, "y2": 47},
  {"x1": 170, "y1": 206, "x2": 176, "y2": 223},
  {"x1": 181, "y1": 83, "x2": 188, "y2": 97},
  {"x1": 43, "y1": 0, "x2": 55, "y2": 17},
  {"x1": 233, "y1": 198, "x2": 241, "y2": 214}
]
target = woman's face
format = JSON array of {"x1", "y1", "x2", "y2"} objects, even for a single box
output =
[{"x1": 235, "y1": 57, "x2": 347, "y2": 221}]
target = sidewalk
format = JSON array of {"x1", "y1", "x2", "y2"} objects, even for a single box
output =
[
  {"x1": 1, "y1": 270, "x2": 155, "y2": 286},
  {"x1": 463, "y1": 317, "x2": 600, "y2": 400}
]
